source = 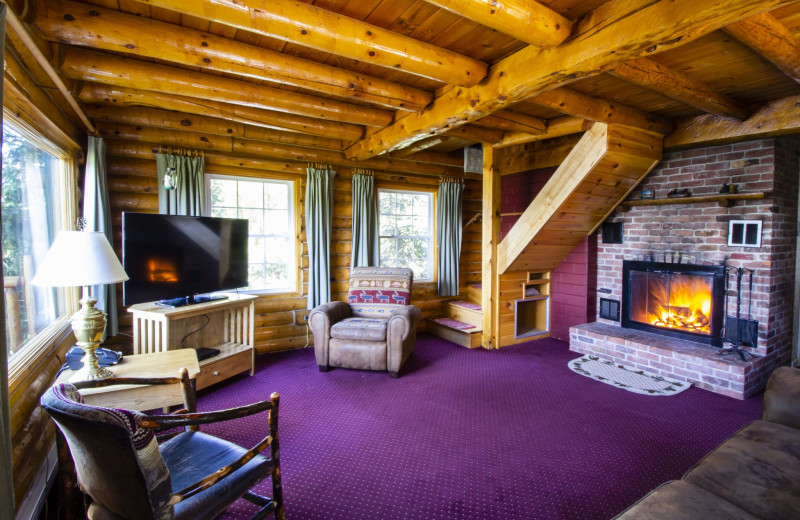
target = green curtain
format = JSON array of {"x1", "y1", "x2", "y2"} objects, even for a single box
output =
[
  {"x1": 0, "y1": 4, "x2": 16, "y2": 516},
  {"x1": 436, "y1": 179, "x2": 464, "y2": 296},
  {"x1": 156, "y1": 153, "x2": 205, "y2": 216},
  {"x1": 350, "y1": 173, "x2": 378, "y2": 268},
  {"x1": 84, "y1": 136, "x2": 117, "y2": 339},
  {"x1": 306, "y1": 166, "x2": 336, "y2": 309}
]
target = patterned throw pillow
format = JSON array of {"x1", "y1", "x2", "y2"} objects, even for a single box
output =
[{"x1": 348, "y1": 267, "x2": 412, "y2": 318}]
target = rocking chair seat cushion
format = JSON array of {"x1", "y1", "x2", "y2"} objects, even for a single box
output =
[
  {"x1": 330, "y1": 317, "x2": 388, "y2": 342},
  {"x1": 160, "y1": 431, "x2": 273, "y2": 520}
]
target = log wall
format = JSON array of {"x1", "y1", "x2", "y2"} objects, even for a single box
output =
[{"x1": 105, "y1": 146, "x2": 482, "y2": 354}]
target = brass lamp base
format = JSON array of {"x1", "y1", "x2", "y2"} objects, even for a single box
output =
[{"x1": 71, "y1": 294, "x2": 113, "y2": 380}]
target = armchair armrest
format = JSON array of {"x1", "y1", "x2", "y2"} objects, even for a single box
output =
[
  {"x1": 309, "y1": 301, "x2": 351, "y2": 369},
  {"x1": 309, "y1": 301, "x2": 351, "y2": 330},
  {"x1": 762, "y1": 366, "x2": 800, "y2": 430},
  {"x1": 388, "y1": 305, "x2": 422, "y2": 342}
]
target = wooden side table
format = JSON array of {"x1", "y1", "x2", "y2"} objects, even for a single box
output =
[{"x1": 53, "y1": 349, "x2": 200, "y2": 519}]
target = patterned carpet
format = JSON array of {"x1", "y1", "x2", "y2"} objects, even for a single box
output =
[{"x1": 197, "y1": 333, "x2": 762, "y2": 520}]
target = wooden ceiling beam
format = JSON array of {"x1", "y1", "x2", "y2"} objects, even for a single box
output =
[
  {"x1": 133, "y1": 0, "x2": 487, "y2": 86},
  {"x1": 393, "y1": 136, "x2": 452, "y2": 157},
  {"x1": 95, "y1": 122, "x2": 472, "y2": 178},
  {"x1": 529, "y1": 87, "x2": 673, "y2": 134},
  {"x1": 725, "y1": 12, "x2": 800, "y2": 84},
  {"x1": 32, "y1": 0, "x2": 431, "y2": 111},
  {"x1": 444, "y1": 125, "x2": 506, "y2": 144},
  {"x1": 86, "y1": 105, "x2": 345, "y2": 151},
  {"x1": 76, "y1": 83, "x2": 364, "y2": 142},
  {"x1": 424, "y1": 0, "x2": 572, "y2": 48},
  {"x1": 394, "y1": 149, "x2": 462, "y2": 167},
  {"x1": 494, "y1": 116, "x2": 591, "y2": 149},
  {"x1": 496, "y1": 134, "x2": 583, "y2": 175},
  {"x1": 610, "y1": 58, "x2": 750, "y2": 121},
  {"x1": 476, "y1": 110, "x2": 547, "y2": 134},
  {"x1": 60, "y1": 47, "x2": 392, "y2": 128},
  {"x1": 665, "y1": 93, "x2": 800, "y2": 149},
  {"x1": 345, "y1": 0, "x2": 781, "y2": 159}
]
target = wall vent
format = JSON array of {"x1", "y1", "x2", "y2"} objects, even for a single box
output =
[{"x1": 599, "y1": 298, "x2": 620, "y2": 321}]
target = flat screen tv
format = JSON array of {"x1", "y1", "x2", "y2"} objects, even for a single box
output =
[{"x1": 122, "y1": 212, "x2": 248, "y2": 307}]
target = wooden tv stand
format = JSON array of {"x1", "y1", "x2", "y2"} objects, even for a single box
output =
[{"x1": 128, "y1": 294, "x2": 256, "y2": 390}]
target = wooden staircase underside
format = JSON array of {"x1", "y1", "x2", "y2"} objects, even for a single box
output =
[{"x1": 498, "y1": 122, "x2": 663, "y2": 274}]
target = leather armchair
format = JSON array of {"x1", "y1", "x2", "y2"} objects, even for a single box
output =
[{"x1": 309, "y1": 267, "x2": 421, "y2": 377}]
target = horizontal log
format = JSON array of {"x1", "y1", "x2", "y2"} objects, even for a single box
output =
[
  {"x1": 61, "y1": 47, "x2": 392, "y2": 127},
  {"x1": 610, "y1": 58, "x2": 749, "y2": 121},
  {"x1": 34, "y1": 0, "x2": 432, "y2": 111},
  {"x1": 665, "y1": 94, "x2": 800, "y2": 148},
  {"x1": 530, "y1": 88, "x2": 673, "y2": 134},
  {"x1": 100, "y1": 125, "x2": 472, "y2": 178},
  {"x1": 725, "y1": 12, "x2": 800, "y2": 84},
  {"x1": 78, "y1": 83, "x2": 364, "y2": 141},
  {"x1": 497, "y1": 134, "x2": 582, "y2": 175},
  {"x1": 425, "y1": 0, "x2": 572, "y2": 48},
  {"x1": 88, "y1": 106, "x2": 344, "y2": 151},
  {"x1": 494, "y1": 116, "x2": 591, "y2": 148},
  {"x1": 137, "y1": 0, "x2": 488, "y2": 86},
  {"x1": 477, "y1": 110, "x2": 547, "y2": 134},
  {"x1": 445, "y1": 124, "x2": 506, "y2": 144}
]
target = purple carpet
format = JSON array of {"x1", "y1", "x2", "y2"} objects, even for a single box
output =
[{"x1": 197, "y1": 333, "x2": 762, "y2": 520}]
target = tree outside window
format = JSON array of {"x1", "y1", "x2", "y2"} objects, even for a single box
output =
[
  {"x1": 207, "y1": 175, "x2": 296, "y2": 293},
  {"x1": 378, "y1": 189, "x2": 433, "y2": 282},
  {"x1": 2, "y1": 123, "x2": 68, "y2": 358}
]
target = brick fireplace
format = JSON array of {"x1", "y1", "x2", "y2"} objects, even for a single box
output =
[{"x1": 570, "y1": 137, "x2": 800, "y2": 399}]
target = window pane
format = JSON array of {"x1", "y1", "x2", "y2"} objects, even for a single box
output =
[
  {"x1": 2, "y1": 124, "x2": 68, "y2": 359},
  {"x1": 377, "y1": 190, "x2": 433, "y2": 281},
  {"x1": 237, "y1": 181, "x2": 264, "y2": 209},
  {"x1": 207, "y1": 176, "x2": 295, "y2": 292},
  {"x1": 210, "y1": 178, "x2": 237, "y2": 208}
]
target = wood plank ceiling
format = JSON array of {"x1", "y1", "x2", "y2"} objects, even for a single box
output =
[{"x1": 10, "y1": 0, "x2": 800, "y2": 170}]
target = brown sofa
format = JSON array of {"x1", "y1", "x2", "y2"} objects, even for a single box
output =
[
  {"x1": 309, "y1": 267, "x2": 421, "y2": 378},
  {"x1": 615, "y1": 366, "x2": 800, "y2": 519}
]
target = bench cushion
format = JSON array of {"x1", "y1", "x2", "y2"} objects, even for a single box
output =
[{"x1": 331, "y1": 317, "x2": 388, "y2": 342}]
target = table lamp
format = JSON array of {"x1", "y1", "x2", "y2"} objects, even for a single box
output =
[{"x1": 32, "y1": 230, "x2": 129, "y2": 380}]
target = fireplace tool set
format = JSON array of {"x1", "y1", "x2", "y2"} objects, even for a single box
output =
[{"x1": 720, "y1": 266, "x2": 757, "y2": 361}]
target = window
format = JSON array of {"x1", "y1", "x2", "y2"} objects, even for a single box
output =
[
  {"x1": 2, "y1": 119, "x2": 71, "y2": 361},
  {"x1": 378, "y1": 189, "x2": 434, "y2": 282},
  {"x1": 728, "y1": 220, "x2": 762, "y2": 247},
  {"x1": 207, "y1": 175, "x2": 296, "y2": 293}
]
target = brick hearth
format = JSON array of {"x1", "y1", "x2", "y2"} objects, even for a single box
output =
[
  {"x1": 570, "y1": 322, "x2": 764, "y2": 399},
  {"x1": 569, "y1": 137, "x2": 800, "y2": 399}
]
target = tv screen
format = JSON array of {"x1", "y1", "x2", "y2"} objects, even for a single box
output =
[{"x1": 122, "y1": 213, "x2": 248, "y2": 306}]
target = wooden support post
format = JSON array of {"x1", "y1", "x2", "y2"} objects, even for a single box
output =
[{"x1": 481, "y1": 145, "x2": 501, "y2": 349}]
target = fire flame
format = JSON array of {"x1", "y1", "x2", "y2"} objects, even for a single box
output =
[
  {"x1": 147, "y1": 258, "x2": 179, "y2": 283},
  {"x1": 647, "y1": 275, "x2": 712, "y2": 333}
]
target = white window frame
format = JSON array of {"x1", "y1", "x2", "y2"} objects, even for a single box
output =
[
  {"x1": 3, "y1": 111, "x2": 77, "y2": 381},
  {"x1": 378, "y1": 188, "x2": 435, "y2": 282},
  {"x1": 205, "y1": 174, "x2": 297, "y2": 294},
  {"x1": 728, "y1": 219, "x2": 763, "y2": 248}
]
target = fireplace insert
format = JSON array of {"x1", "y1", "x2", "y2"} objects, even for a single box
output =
[{"x1": 621, "y1": 260, "x2": 724, "y2": 347}]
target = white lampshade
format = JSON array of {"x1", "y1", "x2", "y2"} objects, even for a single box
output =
[{"x1": 32, "y1": 231, "x2": 129, "y2": 287}]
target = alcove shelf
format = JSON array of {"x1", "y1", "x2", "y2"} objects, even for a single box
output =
[{"x1": 515, "y1": 271, "x2": 550, "y2": 339}]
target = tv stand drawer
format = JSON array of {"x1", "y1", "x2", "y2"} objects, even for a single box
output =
[{"x1": 196, "y1": 347, "x2": 252, "y2": 390}]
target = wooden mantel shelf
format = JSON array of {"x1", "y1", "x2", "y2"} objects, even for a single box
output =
[{"x1": 621, "y1": 192, "x2": 767, "y2": 209}]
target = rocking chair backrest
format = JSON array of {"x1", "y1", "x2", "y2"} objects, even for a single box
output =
[{"x1": 41, "y1": 384, "x2": 174, "y2": 520}]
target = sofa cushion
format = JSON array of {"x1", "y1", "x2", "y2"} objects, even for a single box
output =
[
  {"x1": 613, "y1": 480, "x2": 759, "y2": 520},
  {"x1": 347, "y1": 267, "x2": 412, "y2": 318},
  {"x1": 331, "y1": 317, "x2": 388, "y2": 342},
  {"x1": 684, "y1": 419, "x2": 800, "y2": 520},
  {"x1": 762, "y1": 366, "x2": 800, "y2": 430}
]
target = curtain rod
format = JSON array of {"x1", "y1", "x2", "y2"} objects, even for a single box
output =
[
  {"x1": 3, "y1": 2, "x2": 96, "y2": 135},
  {"x1": 153, "y1": 145, "x2": 205, "y2": 157}
]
